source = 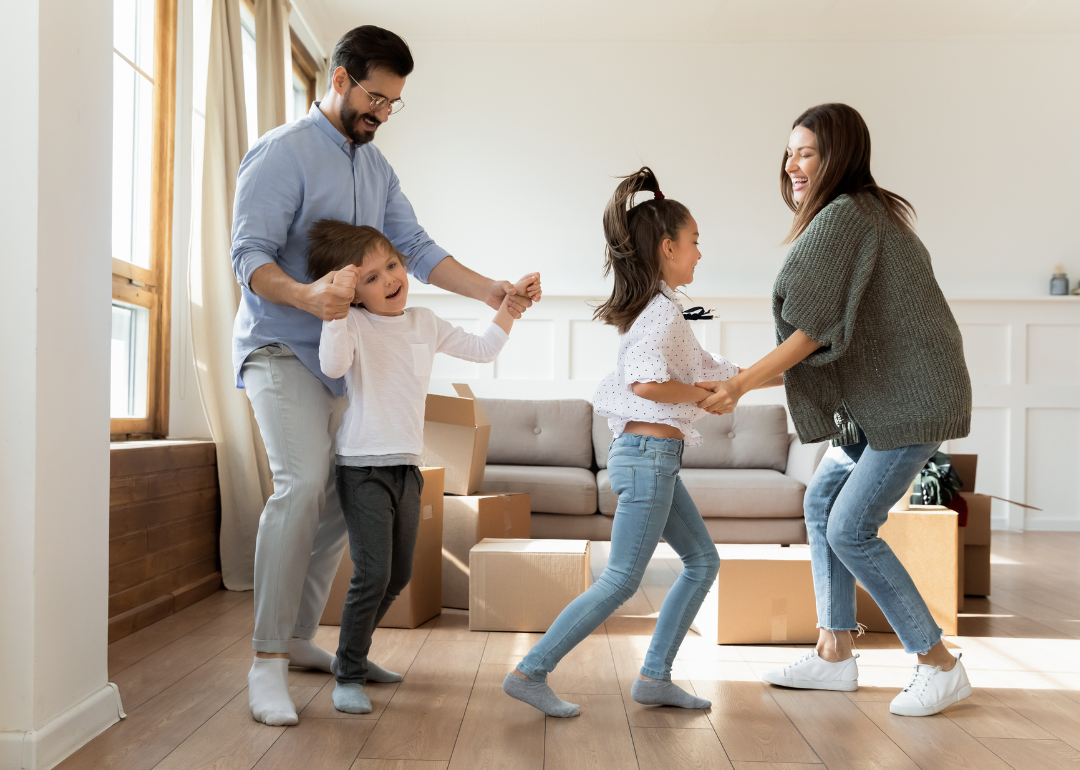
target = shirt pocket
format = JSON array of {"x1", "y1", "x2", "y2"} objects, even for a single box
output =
[{"x1": 411, "y1": 343, "x2": 432, "y2": 377}]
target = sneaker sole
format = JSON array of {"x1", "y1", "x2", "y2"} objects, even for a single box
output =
[
  {"x1": 890, "y1": 683, "x2": 973, "y2": 717},
  {"x1": 762, "y1": 672, "x2": 858, "y2": 692}
]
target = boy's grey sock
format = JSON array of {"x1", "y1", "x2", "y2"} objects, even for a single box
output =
[
  {"x1": 502, "y1": 672, "x2": 580, "y2": 718},
  {"x1": 366, "y1": 659, "x2": 403, "y2": 683},
  {"x1": 332, "y1": 682, "x2": 372, "y2": 714},
  {"x1": 631, "y1": 678, "x2": 711, "y2": 709}
]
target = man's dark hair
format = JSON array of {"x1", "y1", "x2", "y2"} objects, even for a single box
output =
[
  {"x1": 306, "y1": 220, "x2": 402, "y2": 281},
  {"x1": 329, "y1": 25, "x2": 414, "y2": 84}
]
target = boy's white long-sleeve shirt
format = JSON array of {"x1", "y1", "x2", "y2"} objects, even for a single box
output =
[{"x1": 320, "y1": 306, "x2": 508, "y2": 459}]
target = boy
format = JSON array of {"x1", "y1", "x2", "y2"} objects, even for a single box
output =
[{"x1": 311, "y1": 219, "x2": 516, "y2": 713}]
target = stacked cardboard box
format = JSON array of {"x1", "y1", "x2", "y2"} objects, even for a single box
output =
[
  {"x1": 469, "y1": 539, "x2": 591, "y2": 632},
  {"x1": 442, "y1": 493, "x2": 531, "y2": 609},
  {"x1": 320, "y1": 466, "x2": 445, "y2": 629},
  {"x1": 420, "y1": 384, "x2": 490, "y2": 495}
]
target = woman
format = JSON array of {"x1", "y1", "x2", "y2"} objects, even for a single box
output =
[{"x1": 703, "y1": 103, "x2": 973, "y2": 717}]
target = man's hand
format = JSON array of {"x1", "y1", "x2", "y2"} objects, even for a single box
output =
[
  {"x1": 303, "y1": 266, "x2": 356, "y2": 321},
  {"x1": 485, "y1": 273, "x2": 541, "y2": 319},
  {"x1": 699, "y1": 378, "x2": 743, "y2": 415}
]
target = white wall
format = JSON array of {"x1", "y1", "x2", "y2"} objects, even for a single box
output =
[
  {"x1": 378, "y1": 37, "x2": 1079, "y2": 299},
  {"x1": 0, "y1": 0, "x2": 119, "y2": 767}
]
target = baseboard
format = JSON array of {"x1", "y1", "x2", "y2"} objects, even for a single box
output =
[
  {"x1": 1018, "y1": 518, "x2": 1080, "y2": 532},
  {"x1": 0, "y1": 683, "x2": 124, "y2": 770}
]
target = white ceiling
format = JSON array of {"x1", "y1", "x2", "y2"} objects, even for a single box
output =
[{"x1": 295, "y1": 0, "x2": 1080, "y2": 56}]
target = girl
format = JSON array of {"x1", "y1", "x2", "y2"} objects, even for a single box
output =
[
  {"x1": 503, "y1": 167, "x2": 779, "y2": 718},
  {"x1": 702, "y1": 103, "x2": 973, "y2": 717}
]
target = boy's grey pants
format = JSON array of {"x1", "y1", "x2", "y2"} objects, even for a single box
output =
[
  {"x1": 242, "y1": 344, "x2": 349, "y2": 653},
  {"x1": 334, "y1": 465, "x2": 423, "y2": 684}
]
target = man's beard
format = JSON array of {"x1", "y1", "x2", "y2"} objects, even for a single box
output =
[{"x1": 340, "y1": 100, "x2": 378, "y2": 145}]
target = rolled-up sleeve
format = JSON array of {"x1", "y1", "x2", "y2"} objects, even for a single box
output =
[
  {"x1": 381, "y1": 166, "x2": 450, "y2": 284},
  {"x1": 231, "y1": 139, "x2": 304, "y2": 290}
]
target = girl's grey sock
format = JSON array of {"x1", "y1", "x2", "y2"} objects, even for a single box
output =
[
  {"x1": 332, "y1": 682, "x2": 372, "y2": 714},
  {"x1": 502, "y1": 673, "x2": 580, "y2": 718},
  {"x1": 631, "y1": 678, "x2": 711, "y2": 709},
  {"x1": 366, "y1": 660, "x2": 403, "y2": 683}
]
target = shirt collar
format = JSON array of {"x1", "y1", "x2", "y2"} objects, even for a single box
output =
[
  {"x1": 659, "y1": 281, "x2": 683, "y2": 309},
  {"x1": 309, "y1": 101, "x2": 355, "y2": 158}
]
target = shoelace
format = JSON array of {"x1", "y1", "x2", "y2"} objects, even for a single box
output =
[
  {"x1": 784, "y1": 651, "x2": 818, "y2": 675},
  {"x1": 902, "y1": 665, "x2": 938, "y2": 699}
]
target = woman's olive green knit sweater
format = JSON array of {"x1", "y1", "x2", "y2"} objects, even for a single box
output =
[{"x1": 773, "y1": 194, "x2": 972, "y2": 451}]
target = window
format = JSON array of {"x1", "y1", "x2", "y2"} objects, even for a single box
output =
[
  {"x1": 239, "y1": 2, "x2": 259, "y2": 145},
  {"x1": 289, "y1": 30, "x2": 319, "y2": 123},
  {"x1": 111, "y1": 0, "x2": 176, "y2": 439}
]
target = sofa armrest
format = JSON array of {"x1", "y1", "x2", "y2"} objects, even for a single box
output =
[{"x1": 785, "y1": 433, "x2": 827, "y2": 487}]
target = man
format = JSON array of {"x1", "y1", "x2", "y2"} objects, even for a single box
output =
[{"x1": 231, "y1": 25, "x2": 540, "y2": 725}]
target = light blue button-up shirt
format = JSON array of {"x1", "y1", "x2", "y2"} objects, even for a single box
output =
[{"x1": 230, "y1": 103, "x2": 450, "y2": 395}]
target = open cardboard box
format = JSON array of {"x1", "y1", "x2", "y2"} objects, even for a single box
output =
[{"x1": 420, "y1": 384, "x2": 490, "y2": 496}]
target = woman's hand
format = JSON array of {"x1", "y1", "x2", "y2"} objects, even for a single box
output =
[{"x1": 699, "y1": 378, "x2": 744, "y2": 415}]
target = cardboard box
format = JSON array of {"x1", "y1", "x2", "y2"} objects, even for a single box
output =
[
  {"x1": 960, "y1": 492, "x2": 992, "y2": 546},
  {"x1": 420, "y1": 384, "x2": 490, "y2": 496},
  {"x1": 442, "y1": 493, "x2": 531, "y2": 609},
  {"x1": 696, "y1": 546, "x2": 819, "y2": 645},
  {"x1": 321, "y1": 467, "x2": 445, "y2": 629},
  {"x1": 856, "y1": 507, "x2": 961, "y2": 636},
  {"x1": 964, "y1": 545, "x2": 991, "y2": 596},
  {"x1": 468, "y1": 539, "x2": 590, "y2": 632},
  {"x1": 950, "y1": 454, "x2": 978, "y2": 493}
]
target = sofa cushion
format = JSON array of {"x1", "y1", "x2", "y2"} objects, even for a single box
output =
[
  {"x1": 481, "y1": 398, "x2": 593, "y2": 468},
  {"x1": 597, "y1": 468, "x2": 805, "y2": 518},
  {"x1": 483, "y1": 465, "x2": 598, "y2": 515},
  {"x1": 593, "y1": 405, "x2": 789, "y2": 472}
]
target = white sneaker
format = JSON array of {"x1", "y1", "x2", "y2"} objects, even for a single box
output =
[
  {"x1": 761, "y1": 650, "x2": 859, "y2": 691},
  {"x1": 889, "y1": 654, "x2": 972, "y2": 717}
]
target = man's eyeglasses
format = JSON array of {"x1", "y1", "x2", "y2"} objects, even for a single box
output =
[{"x1": 349, "y1": 75, "x2": 405, "y2": 115}]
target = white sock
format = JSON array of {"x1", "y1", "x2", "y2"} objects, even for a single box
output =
[
  {"x1": 366, "y1": 659, "x2": 403, "y2": 683},
  {"x1": 289, "y1": 638, "x2": 335, "y2": 673},
  {"x1": 249, "y1": 658, "x2": 298, "y2": 725}
]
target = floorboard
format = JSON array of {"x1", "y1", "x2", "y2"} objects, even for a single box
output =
[{"x1": 58, "y1": 532, "x2": 1080, "y2": 769}]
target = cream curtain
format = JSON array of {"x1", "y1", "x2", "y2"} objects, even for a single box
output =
[
  {"x1": 189, "y1": 0, "x2": 273, "y2": 590},
  {"x1": 255, "y1": 0, "x2": 292, "y2": 136}
]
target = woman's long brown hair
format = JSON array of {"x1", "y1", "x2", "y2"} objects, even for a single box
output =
[
  {"x1": 781, "y1": 103, "x2": 915, "y2": 243},
  {"x1": 593, "y1": 167, "x2": 691, "y2": 334}
]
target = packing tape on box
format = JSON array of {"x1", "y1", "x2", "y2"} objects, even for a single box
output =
[
  {"x1": 504, "y1": 510, "x2": 512, "y2": 533},
  {"x1": 423, "y1": 505, "x2": 433, "y2": 520},
  {"x1": 771, "y1": 598, "x2": 788, "y2": 642}
]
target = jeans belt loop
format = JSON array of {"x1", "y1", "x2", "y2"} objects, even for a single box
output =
[{"x1": 639, "y1": 435, "x2": 647, "y2": 453}]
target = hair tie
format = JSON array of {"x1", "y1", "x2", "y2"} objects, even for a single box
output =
[{"x1": 654, "y1": 190, "x2": 665, "y2": 200}]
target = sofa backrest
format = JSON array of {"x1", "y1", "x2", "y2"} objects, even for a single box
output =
[
  {"x1": 480, "y1": 398, "x2": 594, "y2": 469},
  {"x1": 593, "y1": 404, "x2": 789, "y2": 472}
]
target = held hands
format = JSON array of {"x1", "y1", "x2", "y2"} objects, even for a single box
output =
[
  {"x1": 306, "y1": 265, "x2": 359, "y2": 321},
  {"x1": 486, "y1": 273, "x2": 542, "y2": 320},
  {"x1": 698, "y1": 378, "x2": 743, "y2": 415}
]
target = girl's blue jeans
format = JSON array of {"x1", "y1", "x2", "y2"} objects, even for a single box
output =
[
  {"x1": 807, "y1": 429, "x2": 944, "y2": 655},
  {"x1": 517, "y1": 434, "x2": 720, "y2": 681}
]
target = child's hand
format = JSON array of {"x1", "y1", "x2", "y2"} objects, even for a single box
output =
[
  {"x1": 514, "y1": 273, "x2": 542, "y2": 306},
  {"x1": 333, "y1": 264, "x2": 359, "y2": 293}
]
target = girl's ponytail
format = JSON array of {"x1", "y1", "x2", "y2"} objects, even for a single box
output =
[{"x1": 594, "y1": 167, "x2": 690, "y2": 333}]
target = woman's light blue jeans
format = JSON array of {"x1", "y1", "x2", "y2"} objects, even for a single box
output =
[
  {"x1": 806, "y1": 428, "x2": 944, "y2": 654},
  {"x1": 517, "y1": 434, "x2": 720, "y2": 681}
]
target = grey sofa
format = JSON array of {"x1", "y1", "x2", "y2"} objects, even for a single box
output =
[{"x1": 478, "y1": 399, "x2": 827, "y2": 545}]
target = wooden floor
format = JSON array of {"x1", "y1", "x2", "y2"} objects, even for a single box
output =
[{"x1": 60, "y1": 532, "x2": 1080, "y2": 770}]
